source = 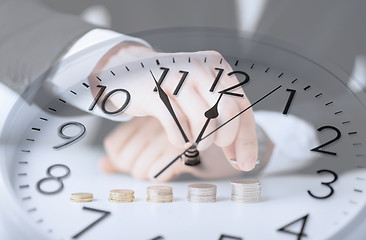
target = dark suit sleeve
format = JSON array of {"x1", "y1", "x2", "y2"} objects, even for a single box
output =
[
  {"x1": 256, "y1": 0, "x2": 366, "y2": 74},
  {"x1": 0, "y1": 0, "x2": 96, "y2": 94}
]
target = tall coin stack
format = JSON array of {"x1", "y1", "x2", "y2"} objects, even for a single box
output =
[
  {"x1": 108, "y1": 189, "x2": 135, "y2": 203},
  {"x1": 230, "y1": 179, "x2": 261, "y2": 203},
  {"x1": 187, "y1": 183, "x2": 217, "y2": 203},
  {"x1": 146, "y1": 185, "x2": 173, "y2": 203}
]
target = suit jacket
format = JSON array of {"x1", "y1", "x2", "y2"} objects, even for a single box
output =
[{"x1": 0, "y1": 0, "x2": 94, "y2": 94}]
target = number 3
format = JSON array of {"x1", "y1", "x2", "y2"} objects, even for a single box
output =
[{"x1": 308, "y1": 169, "x2": 338, "y2": 199}]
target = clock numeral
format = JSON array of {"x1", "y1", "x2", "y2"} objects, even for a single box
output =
[
  {"x1": 210, "y1": 68, "x2": 225, "y2": 92},
  {"x1": 53, "y1": 121, "x2": 86, "y2": 149},
  {"x1": 72, "y1": 207, "x2": 111, "y2": 239},
  {"x1": 150, "y1": 236, "x2": 164, "y2": 240},
  {"x1": 36, "y1": 164, "x2": 70, "y2": 195},
  {"x1": 211, "y1": 69, "x2": 250, "y2": 98},
  {"x1": 152, "y1": 67, "x2": 170, "y2": 92},
  {"x1": 278, "y1": 214, "x2": 309, "y2": 240},
  {"x1": 308, "y1": 169, "x2": 338, "y2": 199},
  {"x1": 219, "y1": 234, "x2": 243, "y2": 240},
  {"x1": 282, "y1": 89, "x2": 296, "y2": 114},
  {"x1": 152, "y1": 67, "x2": 189, "y2": 95},
  {"x1": 89, "y1": 85, "x2": 131, "y2": 115},
  {"x1": 311, "y1": 125, "x2": 341, "y2": 156},
  {"x1": 173, "y1": 70, "x2": 189, "y2": 95},
  {"x1": 150, "y1": 234, "x2": 242, "y2": 240}
]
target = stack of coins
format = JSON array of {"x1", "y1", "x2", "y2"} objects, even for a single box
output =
[
  {"x1": 70, "y1": 192, "x2": 93, "y2": 202},
  {"x1": 187, "y1": 183, "x2": 217, "y2": 203},
  {"x1": 108, "y1": 189, "x2": 134, "y2": 203},
  {"x1": 146, "y1": 185, "x2": 173, "y2": 203},
  {"x1": 230, "y1": 179, "x2": 261, "y2": 203}
]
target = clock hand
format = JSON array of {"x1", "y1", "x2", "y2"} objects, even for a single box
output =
[
  {"x1": 154, "y1": 93, "x2": 225, "y2": 178},
  {"x1": 200, "y1": 85, "x2": 283, "y2": 142},
  {"x1": 194, "y1": 93, "x2": 224, "y2": 144},
  {"x1": 154, "y1": 85, "x2": 282, "y2": 178},
  {"x1": 150, "y1": 70, "x2": 190, "y2": 143}
]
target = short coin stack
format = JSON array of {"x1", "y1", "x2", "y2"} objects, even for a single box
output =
[
  {"x1": 70, "y1": 192, "x2": 93, "y2": 202},
  {"x1": 187, "y1": 183, "x2": 217, "y2": 203},
  {"x1": 230, "y1": 179, "x2": 261, "y2": 203},
  {"x1": 146, "y1": 185, "x2": 173, "y2": 203},
  {"x1": 109, "y1": 189, "x2": 135, "y2": 203}
]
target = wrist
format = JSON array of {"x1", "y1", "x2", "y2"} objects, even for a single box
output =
[{"x1": 95, "y1": 41, "x2": 156, "y2": 70}]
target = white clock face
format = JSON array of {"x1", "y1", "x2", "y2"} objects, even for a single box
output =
[{"x1": 1, "y1": 28, "x2": 366, "y2": 240}]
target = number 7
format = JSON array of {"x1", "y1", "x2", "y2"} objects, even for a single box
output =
[{"x1": 72, "y1": 207, "x2": 111, "y2": 239}]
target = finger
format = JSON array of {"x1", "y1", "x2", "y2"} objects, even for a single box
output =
[
  {"x1": 131, "y1": 133, "x2": 167, "y2": 180},
  {"x1": 99, "y1": 156, "x2": 118, "y2": 173},
  {"x1": 103, "y1": 118, "x2": 143, "y2": 161},
  {"x1": 107, "y1": 118, "x2": 161, "y2": 172},
  {"x1": 190, "y1": 60, "x2": 240, "y2": 148},
  {"x1": 172, "y1": 83, "x2": 212, "y2": 147},
  {"x1": 235, "y1": 113, "x2": 258, "y2": 171},
  {"x1": 147, "y1": 145, "x2": 185, "y2": 182},
  {"x1": 221, "y1": 144, "x2": 242, "y2": 171},
  {"x1": 151, "y1": 90, "x2": 192, "y2": 148}
]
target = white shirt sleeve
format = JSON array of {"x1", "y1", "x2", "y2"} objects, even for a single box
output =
[
  {"x1": 254, "y1": 111, "x2": 320, "y2": 175},
  {"x1": 49, "y1": 28, "x2": 152, "y2": 122},
  {"x1": 62, "y1": 28, "x2": 152, "y2": 60}
]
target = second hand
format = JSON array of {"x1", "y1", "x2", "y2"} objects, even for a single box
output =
[{"x1": 153, "y1": 85, "x2": 283, "y2": 178}]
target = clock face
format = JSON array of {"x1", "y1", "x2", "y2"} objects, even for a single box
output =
[{"x1": 1, "y1": 28, "x2": 366, "y2": 240}]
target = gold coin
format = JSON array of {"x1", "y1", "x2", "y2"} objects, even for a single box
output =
[
  {"x1": 147, "y1": 185, "x2": 172, "y2": 193},
  {"x1": 110, "y1": 189, "x2": 134, "y2": 196},
  {"x1": 70, "y1": 198, "x2": 93, "y2": 203},
  {"x1": 146, "y1": 185, "x2": 173, "y2": 203},
  {"x1": 108, "y1": 198, "x2": 134, "y2": 203},
  {"x1": 70, "y1": 192, "x2": 93, "y2": 202}
]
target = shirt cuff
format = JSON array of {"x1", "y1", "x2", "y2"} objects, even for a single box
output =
[{"x1": 62, "y1": 28, "x2": 152, "y2": 60}]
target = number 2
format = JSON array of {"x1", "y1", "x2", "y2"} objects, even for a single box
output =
[
  {"x1": 311, "y1": 125, "x2": 341, "y2": 156},
  {"x1": 210, "y1": 68, "x2": 250, "y2": 97}
]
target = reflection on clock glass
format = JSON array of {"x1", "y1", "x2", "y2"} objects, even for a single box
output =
[{"x1": 3, "y1": 29, "x2": 366, "y2": 240}]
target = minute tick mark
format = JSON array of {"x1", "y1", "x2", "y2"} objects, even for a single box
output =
[{"x1": 315, "y1": 93, "x2": 323, "y2": 98}]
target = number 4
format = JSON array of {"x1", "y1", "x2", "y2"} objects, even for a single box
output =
[{"x1": 278, "y1": 214, "x2": 309, "y2": 240}]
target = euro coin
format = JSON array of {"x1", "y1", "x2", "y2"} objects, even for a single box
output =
[
  {"x1": 230, "y1": 179, "x2": 261, "y2": 203},
  {"x1": 70, "y1": 192, "x2": 93, "y2": 202},
  {"x1": 147, "y1": 185, "x2": 173, "y2": 203},
  {"x1": 109, "y1": 189, "x2": 134, "y2": 203},
  {"x1": 187, "y1": 183, "x2": 217, "y2": 203}
]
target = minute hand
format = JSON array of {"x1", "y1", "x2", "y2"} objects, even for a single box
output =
[{"x1": 150, "y1": 70, "x2": 189, "y2": 143}]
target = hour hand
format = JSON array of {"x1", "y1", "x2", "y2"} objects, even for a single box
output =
[{"x1": 150, "y1": 70, "x2": 190, "y2": 143}]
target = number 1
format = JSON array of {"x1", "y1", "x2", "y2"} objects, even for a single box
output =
[{"x1": 283, "y1": 89, "x2": 296, "y2": 114}]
